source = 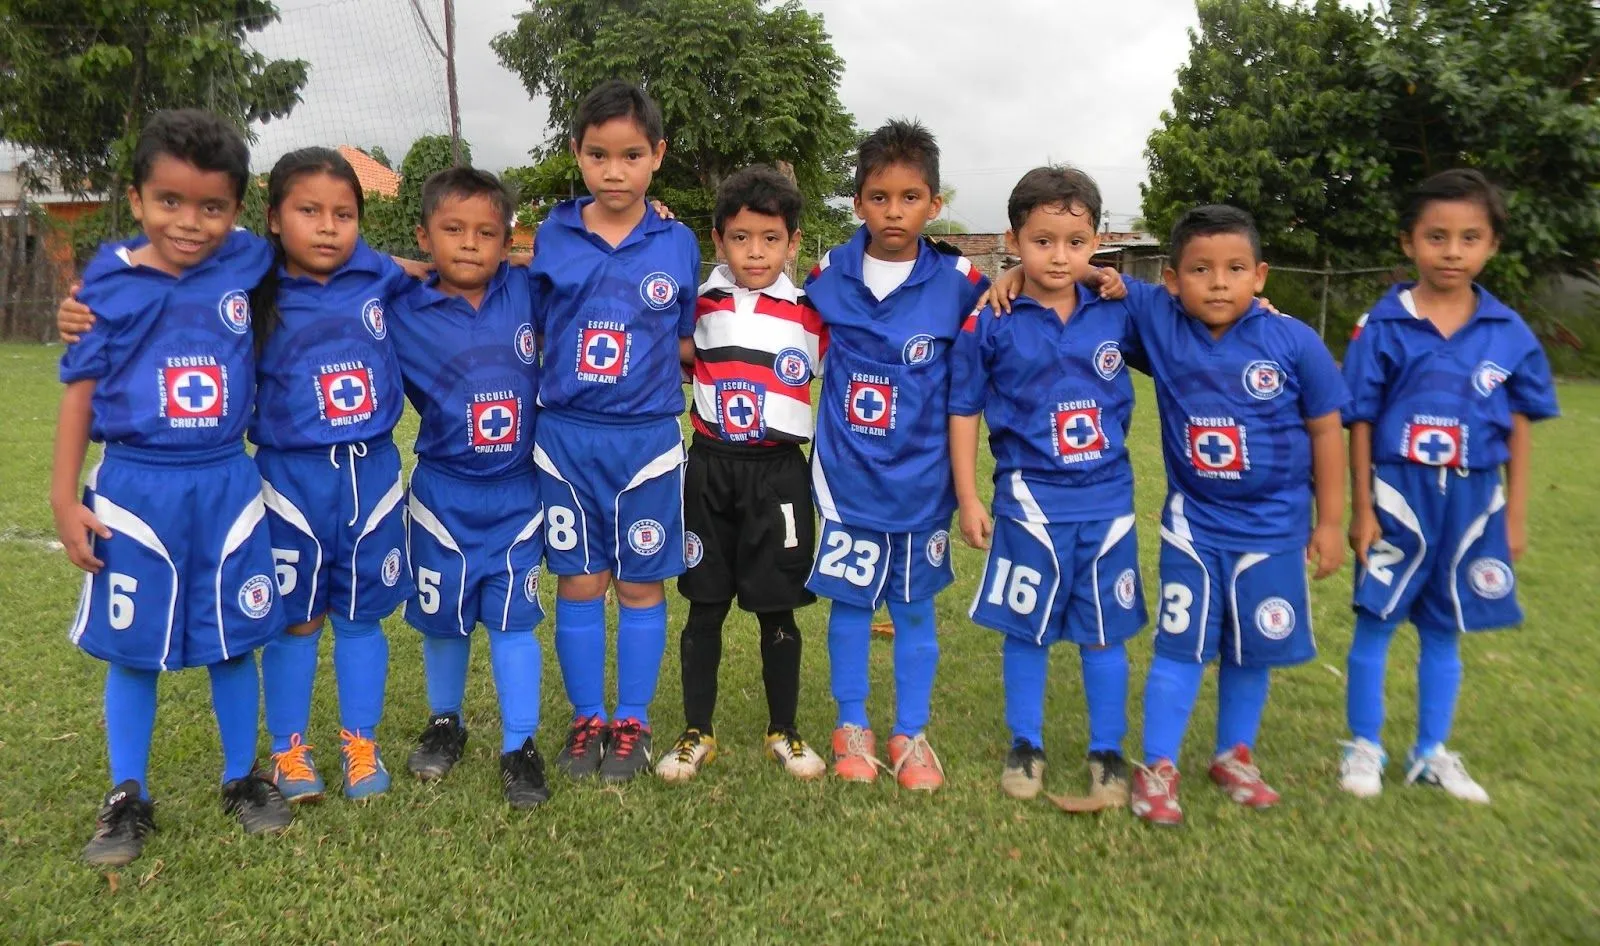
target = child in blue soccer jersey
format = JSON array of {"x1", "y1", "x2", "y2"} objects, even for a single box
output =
[
  {"x1": 51, "y1": 110, "x2": 294, "y2": 866},
  {"x1": 527, "y1": 81, "x2": 700, "y2": 783},
  {"x1": 390, "y1": 168, "x2": 550, "y2": 808},
  {"x1": 804, "y1": 120, "x2": 990, "y2": 792},
  {"x1": 950, "y1": 167, "x2": 1144, "y2": 810},
  {"x1": 1339, "y1": 170, "x2": 1559, "y2": 804}
]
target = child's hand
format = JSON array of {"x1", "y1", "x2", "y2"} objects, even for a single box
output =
[
  {"x1": 54, "y1": 500, "x2": 110, "y2": 572},
  {"x1": 392, "y1": 256, "x2": 434, "y2": 280},
  {"x1": 57, "y1": 284, "x2": 93, "y2": 343},
  {"x1": 957, "y1": 498, "x2": 993, "y2": 550},
  {"x1": 508, "y1": 251, "x2": 534, "y2": 268},
  {"x1": 1347, "y1": 507, "x2": 1381, "y2": 566},
  {"x1": 1508, "y1": 514, "x2": 1527, "y2": 562},
  {"x1": 1090, "y1": 266, "x2": 1126, "y2": 300},
  {"x1": 982, "y1": 266, "x2": 1025, "y2": 314},
  {"x1": 1307, "y1": 522, "x2": 1344, "y2": 579},
  {"x1": 650, "y1": 198, "x2": 675, "y2": 220},
  {"x1": 1257, "y1": 296, "x2": 1281, "y2": 315}
]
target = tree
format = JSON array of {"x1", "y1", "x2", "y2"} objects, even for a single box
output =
[
  {"x1": 398, "y1": 134, "x2": 472, "y2": 212},
  {"x1": 0, "y1": 0, "x2": 307, "y2": 233},
  {"x1": 367, "y1": 145, "x2": 393, "y2": 169},
  {"x1": 491, "y1": 0, "x2": 859, "y2": 255}
]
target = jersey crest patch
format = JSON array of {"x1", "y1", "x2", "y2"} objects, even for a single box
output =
[
  {"x1": 1093, "y1": 340, "x2": 1124, "y2": 380},
  {"x1": 1114, "y1": 568, "x2": 1138, "y2": 610},
  {"x1": 523, "y1": 566, "x2": 541, "y2": 602},
  {"x1": 1187, "y1": 419, "x2": 1248, "y2": 478},
  {"x1": 902, "y1": 333, "x2": 937, "y2": 366},
  {"x1": 1403, "y1": 419, "x2": 1464, "y2": 468},
  {"x1": 640, "y1": 271, "x2": 679, "y2": 310},
  {"x1": 218, "y1": 289, "x2": 251, "y2": 334},
  {"x1": 1254, "y1": 597, "x2": 1295, "y2": 640},
  {"x1": 238, "y1": 574, "x2": 274, "y2": 620},
  {"x1": 1054, "y1": 404, "x2": 1106, "y2": 463},
  {"x1": 470, "y1": 396, "x2": 520, "y2": 450},
  {"x1": 628, "y1": 519, "x2": 666, "y2": 556},
  {"x1": 1472, "y1": 361, "x2": 1509, "y2": 398},
  {"x1": 515, "y1": 323, "x2": 537, "y2": 365},
  {"x1": 846, "y1": 375, "x2": 895, "y2": 435},
  {"x1": 716, "y1": 380, "x2": 765, "y2": 443},
  {"x1": 317, "y1": 365, "x2": 376, "y2": 424},
  {"x1": 1242, "y1": 360, "x2": 1285, "y2": 400},
  {"x1": 361, "y1": 298, "x2": 387, "y2": 340},
  {"x1": 161, "y1": 362, "x2": 226, "y2": 425},
  {"x1": 926, "y1": 530, "x2": 949, "y2": 568},
  {"x1": 577, "y1": 325, "x2": 630, "y2": 382},
  {"x1": 774, "y1": 347, "x2": 811, "y2": 386},
  {"x1": 1467, "y1": 557, "x2": 1513, "y2": 600},
  {"x1": 382, "y1": 548, "x2": 403, "y2": 587}
]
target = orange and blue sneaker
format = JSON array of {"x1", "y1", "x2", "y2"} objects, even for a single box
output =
[
  {"x1": 269, "y1": 734, "x2": 325, "y2": 804},
  {"x1": 831, "y1": 724, "x2": 886, "y2": 783},
  {"x1": 340, "y1": 729, "x2": 391, "y2": 800},
  {"x1": 888, "y1": 733, "x2": 945, "y2": 792}
]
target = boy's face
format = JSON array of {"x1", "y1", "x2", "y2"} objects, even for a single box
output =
[
  {"x1": 712, "y1": 208, "x2": 799, "y2": 291},
  {"x1": 1005, "y1": 202, "x2": 1100, "y2": 301},
  {"x1": 854, "y1": 162, "x2": 942, "y2": 262},
  {"x1": 1401, "y1": 198, "x2": 1499, "y2": 294},
  {"x1": 1164, "y1": 232, "x2": 1268, "y2": 334},
  {"x1": 414, "y1": 193, "x2": 510, "y2": 293},
  {"x1": 127, "y1": 154, "x2": 241, "y2": 273},
  {"x1": 571, "y1": 116, "x2": 666, "y2": 216}
]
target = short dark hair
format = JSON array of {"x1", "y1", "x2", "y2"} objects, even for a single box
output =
[
  {"x1": 855, "y1": 118, "x2": 939, "y2": 196},
  {"x1": 1168, "y1": 204, "x2": 1261, "y2": 264},
  {"x1": 1400, "y1": 168, "x2": 1507, "y2": 237},
  {"x1": 713, "y1": 165, "x2": 804, "y2": 235},
  {"x1": 571, "y1": 79, "x2": 664, "y2": 147},
  {"x1": 131, "y1": 109, "x2": 251, "y2": 202},
  {"x1": 420, "y1": 166, "x2": 515, "y2": 229},
  {"x1": 1007, "y1": 166, "x2": 1102, "y2": 232}
]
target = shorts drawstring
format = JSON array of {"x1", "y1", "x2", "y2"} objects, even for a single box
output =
[{"x1": 329, "y1": 442, "x2": 370, "y2": 528}]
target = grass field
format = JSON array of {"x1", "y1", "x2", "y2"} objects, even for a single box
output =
[{"x1": 2, "y1": 340, "x2": 1598, "y2": 944}]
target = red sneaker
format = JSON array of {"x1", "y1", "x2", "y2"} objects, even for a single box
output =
[
  {"x1": 1209, "y1": 745, "x2": 1280, "y2": 809},
  {"x1": 1131, "y1": 760, "x2": 1184, "y2": 827},
  {"x1": 831, "y1": 724, "x2": 886, "y2": 783},
  {"x1": 887, "y1": 733, "x2": 944, "y2": 792}
]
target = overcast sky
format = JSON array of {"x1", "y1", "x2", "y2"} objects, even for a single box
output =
[{"x1": 252, "y1": 0, "x2": 1201, "y2": 232}]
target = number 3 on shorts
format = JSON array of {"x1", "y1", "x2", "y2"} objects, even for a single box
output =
[
  {"x1": 816, "y1": 531, "x2": 881, "y2": 588},
  {"x1": 1160, "y1": 582, "x2": 1193, "y2": 634}
]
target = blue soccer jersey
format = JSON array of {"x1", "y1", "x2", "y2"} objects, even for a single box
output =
[
  {"x1": 805, "y1": 229, "x2": 989, "y2": 533},
  {"x1": 528, "y1": 198, "x2": 699, "y2": 421},
  {"x1": 389, "y1": 264, "x2": 541, "y2": 479},
  {"x1": 949, "y1": 285, "x2": 1139, "y2": 523},
  {"x1": 252, "y1": 239, "x2": 412, "y2": 450},
  {"x1": 60, "y1": 230, "x2": 274, "y2": 449},
  {"x1": 1342, "y1": 284, "x2": 1559, "y2": 469},
  {"x1": 1122, "y1": 279, "x2": 1348, "y2": 553}
]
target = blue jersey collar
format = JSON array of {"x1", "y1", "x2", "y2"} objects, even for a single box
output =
[
  {"x1": 1369, "y1": 282, "x2": 1513, "y2": 323},
  {"x1": 85, "y1": 228, "x2": 257, "y2": 283},
  {"x1": 549, "y1": 196, "x2": 672, "y2": 250},
  {"x1": 1014, "y1": 282, "x2": 1098, "y2": 321},
  {"x1": 415, "y1": 260, "x2": 514, "y2": 311},
  {"x1": 276, "y1": 237, "x2": 387, "y2": 286},
  {"x1": 830, "y1": 225, "x2": 951, "y2": 292}
]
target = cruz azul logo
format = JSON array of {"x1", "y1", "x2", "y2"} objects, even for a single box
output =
[
  {"x1": 218, "y1": 290, "x2": 251, "y2": 334},
  {"x1": 1054, "y1": 401, "x2": 1106, "y2": 464},
  {"x1": 717, "y1": 380, "x2": 764, "y2": 443},
  {"x1": 316, "y1": 362, "x2": 376, "y2": 426},
  {"x1": 846, "y1": 373, "x2": 895, "y2": 436},
  {"x1": 469, "y1": 392, "x2": 521, "y2": 452},
  {"x1": 1402, "y1": 416, "x2": 1465, "y2": 468},
  {"x1": 639, "y1": 272, "x2": 679, "y2": 310},
  {"x1": 160, "y1": 356, "x2": 227, "y2": 428},
  {"x1": 577, "y1": 322, "x2": 630, "y2": 383},
  {"x1": 1186, "y1": 417, "x2": 1248, "y2": 479}
]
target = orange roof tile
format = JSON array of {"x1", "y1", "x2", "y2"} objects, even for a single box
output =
[{"x1": 337, "y1": 146, "x2": 400, "y2": 198}]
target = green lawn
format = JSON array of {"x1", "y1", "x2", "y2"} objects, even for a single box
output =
[{"x1": 2, "y1": 341, "x2": 1597, "y2": 943}]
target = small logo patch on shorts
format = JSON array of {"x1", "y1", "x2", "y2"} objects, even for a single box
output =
[
  {"x1": 381, "y1": 548, "x2": 402, "y2": 587},
  {"x1": 239, "y1": 574, "x2": 274, "y2": 620},
  {"x1": 1467, "y1": 557, "x2": 1513, "y2": 599},
  {"x1": 629, "y1": 519, "x2": 666, "y2": 556},
  {"x1": 926, "y1": 530, "x2": 949, "y2": 568},
  {"x1": 1254, "y1": 597, "x2": 1296, "y2": 640},
  {"x1": 684, "y1": 531, "x2": 704, "y2": 568},
  {"x1": 1114, "y1": 568, "x2": 1137, "y2": 609},
  {"x1": 523, "y1": 566, "x2": 541, "y2": 602}
]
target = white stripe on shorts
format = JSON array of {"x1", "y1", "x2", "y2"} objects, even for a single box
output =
[{"x1": 261, "y1": 479, "x2": 323, "y2": 624}]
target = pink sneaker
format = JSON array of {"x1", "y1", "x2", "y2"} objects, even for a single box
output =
[{"x1": 1209, "y1": 744, "x2": 1281, "y2": 809}]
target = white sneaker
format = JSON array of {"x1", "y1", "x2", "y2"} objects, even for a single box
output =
[
  {"x1": 1338, "y1": 738, "x2": 1387, "y2": 798},
  {"x1": 1405, "y1": 746, "x2": 1490, "y2": 804},
  {"x1": 654, "y1": 729, "x2": 717, "y2": 783},
  {"x1": 765, "y1": 729, "x2": 826, "y2": 780}
]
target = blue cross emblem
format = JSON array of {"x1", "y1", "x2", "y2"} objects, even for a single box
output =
[
  {"x1": 1197, "y1": 433, "x2": 1234, "y2": 466},
  {"x1": 480, "y1": 407, "x2": 512, "y2": 439},
  {"x1": 330, "y1": 376, "x2": 364, "y2": 410},
  {"x1": 176, "y1": 373, "x2": 215, "y2": 410},
  {"x1": 586, "y1": 334, "x2": 618, "y2": 368},
  {"x1": 1417, "y1": 432, "x2": 1452, "y2": 463},
  {"x1": 1062, "y1": 414, "x2": 1097, "y2": 448},
  {"x1": 726, "y1": 396, "x2": 755, "y2": 428},
  {"x1": 854, "y1": 388, "x2": 884, "y2": 421}
]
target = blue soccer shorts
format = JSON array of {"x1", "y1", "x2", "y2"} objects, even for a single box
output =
[
  {"x1": 533, "y1": 411, "x2": 686, "y2": 583},
  {"x1": 1153, "y1": 526, "x2": 1315, "y2": 668},
  {"x1": 970, "y1": 513, "x2": 1146, "y2": 647},
  {"x1": 403, "y1": 463, "x2": 545, "y2": 637},
  {"x1": 806, "y1": 517, "x2": 955, "y2": 609},
  {"x1": 69, "y1": 446, "x2": 284, "y2": 671},
  {"x1": 1354, "y1": 463, "x2": 1521, "y2": 633},
  {"x1": 257, "y1": 438, "x2": 411, "y2": 626}
]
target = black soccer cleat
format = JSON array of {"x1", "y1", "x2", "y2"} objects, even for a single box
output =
[
  {"x1": 221, "y1": 770, "x2": 294, "y2": 835},
  {"x1": 82, "y1": 780, "x2": 156, "y2": 868},
  {"x1": 598, "y1": 718, "x2": 654, "y2": 783},
  {"x1": 407, "y1": 712, "x2": 468, "y2": 782},
  {"x1": 554, "y1": 714, "x2": 608, "y2": 779},
  {"x1": 500, "y1": 737, "x2": 552, "y2": 809}
]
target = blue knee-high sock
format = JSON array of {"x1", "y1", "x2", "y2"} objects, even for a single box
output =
[
  {"x1": 487, "y1": 629, "x2": 542, "y2": 751},
  {"x1": 827, "y1": 602, "x2": 873, "y2": 729},
  {"x1": 888, "y1": 597, "x2": 939, "y2": 738},
  {"x1": 330, "y1": 615, "x2": 387, "y2": 738},
  {"x1": 1416, "y1": 623, "x2": 1463, "y2": 757},
  {"x1": 615, "y1": 601, "x2": 667, "y2": 725},
  {"x1": 421, "y1": 635, "x2": 471, "y2": 717},
  {"x1": 1080, "y1": 643, "x2": 1130, "y2": 754},
  {"x1": 261, "y1": 626, "x2": 322, "y2": 752},
  {"x1": 105, "y1": 664, "x2": 159, "y2": 799},
  {"x1": 1002, "y1": 635, "x2": 1048, "y2": 748},
  {"x1": 1346, "y1": 613, "x2": 1397, "y2": 745},
  {"x1": 208, "y1": 655, "x2": 260, "y2": 783},
  {"x1": 1215, "y1": 661, "x2": 1271, "y2": 755},
  {"x1": 1142, "y1": 655, "x2": 1205, "y2": 766},
  {"x1": 555, "y1": 596, "x2": 608, "y2": 721}
]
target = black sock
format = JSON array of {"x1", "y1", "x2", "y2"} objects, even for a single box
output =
[
  {"x1": 681, "y1": 601, "x2": 730, "y2": 734},
  {"x1": 757, "y1": 610, "x2": 802, "y2": 733}
]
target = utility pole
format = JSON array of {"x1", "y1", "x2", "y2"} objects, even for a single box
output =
[{"x1": 444, "y1": 0, "x2": 462, "y2": 165}]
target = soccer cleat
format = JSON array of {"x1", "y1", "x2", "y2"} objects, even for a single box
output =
[
  {"x1": 655, "y1": 728, "x2": 718, "y2": 783},
  {"x1": 888, "y1": 733, "x2": 945, "y2": 792},
  {"x1": 1000, "y1": 739, "x2": 1047, "y2": 800},
  {"x1": 1405, "y1": 746, "x2": 1490, "y2": 804},
  {"x1": 269, "y1": 734, "x2": 325, "y2": 804},
  {"x1": 765, "y1": 729, "x2": 826, "y2": 780},
  {"x1": 1338, "y1": 738, "x2": 1387, "y2": 798},
  {"x1": 598, "y1": 718, "x2": 654, "y2": 783},
  {"x1": 830, "y1": 724, "x2": 887, "y2": 783},
  {"x1": 555, "y1": 714, "x2": 608, "y2": 779},
  {"x1": 81, "y1": 780, "x2": 156, "y2": 868},
  {"x1": 1051, "y1": 750, "x2": 1131, "y2": 813},
  {"x1": 1208, "y1": 744, "x2": 1281, "y2": 809},
  {"x1": 340, "y1": 729, "x2": 391, "y2": 800},
  {"x1": 221, "y1": 770, "x2": 294, "y2": 835},
  {"x1": 407, "y1": 712, "x2": 467, "y2": 782},
  {"x1": 500, "y1": 737, "x2": 552, "y2": 808},
  {"x1": 1131, "y1": 760, "x2": 1184, "y2": 827}
]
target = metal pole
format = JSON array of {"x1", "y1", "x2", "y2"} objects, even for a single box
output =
[
  {"x1": 1319, "y1": 256, "x2": 1331, "y2": 339},
  {"x1": 444, "y1": 0, "x2": 462, "y2": 165}
]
